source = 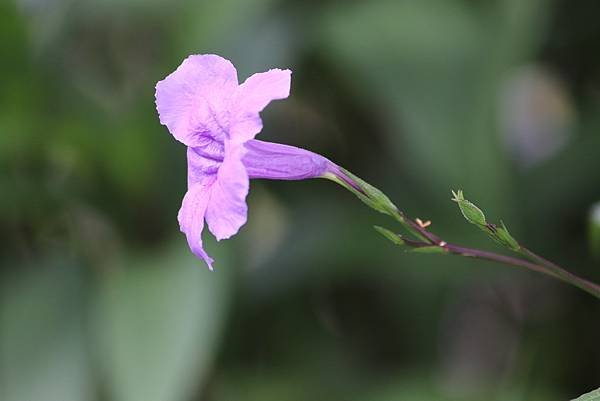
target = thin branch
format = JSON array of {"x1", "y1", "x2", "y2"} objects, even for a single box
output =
[
  {"x1": 399, "y1": 215, "x2": 600, "y2": 300},
  {"x1": 519, "y1": 246, "x2": 600, "y2": 299}
]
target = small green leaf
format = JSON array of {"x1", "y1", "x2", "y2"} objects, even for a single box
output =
[
  {"x1": 0, "y1": 259, "x2": 93, "y2": 401},
  {"x1": 409, "y1": 245, "x2": 446, "y2": 254},
  {"x1": 374, "y1": 226, "x2": 405, "y2": 245},
  {"x1": 571, "y1": 387, "x2": 600, "y2": 401},
  {"x1": 495, "y1": 221, "x2": 520, "y2": 251},
  {"x1": 451, "y1": 190, "x2": 486, "y2": 226}
]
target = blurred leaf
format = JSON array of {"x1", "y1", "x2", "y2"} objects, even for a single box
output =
[
  {"x1": 355, "y1": 376, "x2": 561, "y2": 401},
  {"x1": 572, "y1": 388, "x2": 600, "y2": 401},
  {"x1": 0, "y1": 259, "x2": 93, "y2": 401},
  {"x1": 320, "y1": 0, "x2": 549, "y2": 214},
  {"x1": 174, "y1": 0, "x2": 278, "y2": 58},
  {"x1": 320, "y1": 0, "x2": 486, "y2": 189},
  {"x1": 93, "y1": 240, "x2": 233, "y2": 401}
]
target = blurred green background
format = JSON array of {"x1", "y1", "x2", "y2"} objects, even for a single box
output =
[{"x1": 1, "y1": 0, "x2": 599, "y2": 400}]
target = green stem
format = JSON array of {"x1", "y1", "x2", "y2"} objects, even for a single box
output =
[
  {"x1": 398, "y1": 225, "x2": 600, "y2": 299},
  {"x1": 325, "y1": 167, "x2": 600, "y2": 300},
  {"x1": 518, "y1": 247, "x2": 600, "y2": 300}
]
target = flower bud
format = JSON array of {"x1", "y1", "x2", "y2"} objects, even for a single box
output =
[{"x1": 451, "y1": 190, "x2": 487, "y2": 226}]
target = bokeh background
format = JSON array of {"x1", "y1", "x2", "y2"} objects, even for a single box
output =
[{"x1": 1, "y1": 0, "x2": 600, "y2": 400}]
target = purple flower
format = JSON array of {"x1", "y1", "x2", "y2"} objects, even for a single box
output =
[{"x1": 155, "y1": 54, "x2": 338, "y2": 269}]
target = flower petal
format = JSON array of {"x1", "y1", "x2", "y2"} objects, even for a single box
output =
[
  {"x1": 177, "y1": 183, "x2": 215, "y2": 270},
  {"x1": 187, "y1": 144, "x2": 223, "y2": 187},
  {"x1": 230, "y1": 69, "x2": 291, "y2": 143},
  {"x1": 243, "y1": 139, "x2": 330, "y2": 180},
  {"x1": 205, "y1": 144, "x2": 249, "y2": 241},
  {"x1": 155, "y1": 54, "x2": 238, "y2": 147}
]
